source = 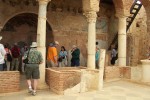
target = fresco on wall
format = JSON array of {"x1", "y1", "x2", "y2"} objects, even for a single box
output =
[{"x1": 96, "y1": 18, "x2": 108, "y2": 33}]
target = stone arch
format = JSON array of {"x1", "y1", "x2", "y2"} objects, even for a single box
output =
[
  {"x1": 126, "y1": 1, "x2": 149, "y2": 64},
  {"x1": 1, "y1": 11, "x2": 36, "y2": 29},
  {"x1": 140, "y1": 0, "x2": 150, "y2": 33},
  {"x1": 112, "y1": 0, "x2": 124, "y2": 15},
  {"x1": 0, "y1": 12, "x2": 53, "y2": 47},
  {"x1": 138, "y1": 0, "x2": 150, "y2": 48},
  {"x1": 113, "y1": 0, "x2": 133, "y2": 16},
  {"x1": 1, "y1": 11, "x2": 53, "y2": 31}
]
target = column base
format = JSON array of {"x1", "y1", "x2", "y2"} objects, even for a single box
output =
[{"x1": 118, "y1": 57, "x2": 126, "y2": 66}]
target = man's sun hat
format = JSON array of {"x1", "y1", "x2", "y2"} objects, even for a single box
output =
[
  {"x1": 55, "y1": 41, "x2": 59, "y2": 45},
  {"x1": 72, "y1": 45, "x2": 77, "y2": 48},
  {"x1": 30, "y1": 42, "x2": 37, "y2": 47}
]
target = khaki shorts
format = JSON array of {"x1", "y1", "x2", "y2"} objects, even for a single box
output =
[{"x1": 25, "y1": 64, "x2": 40, "y2": 79}]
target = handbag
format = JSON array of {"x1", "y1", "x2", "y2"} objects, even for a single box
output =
[
  {"x1": 23, "y1": 49, "x2": 30, "y2": 64},
  {"x1": 7, "y1": 53, "x2": 12, "y2": 62},
  {"x1": 58, "y1": 57, "x2": 62, "y2": 62}
]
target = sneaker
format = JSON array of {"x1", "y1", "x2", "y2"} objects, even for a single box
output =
[
  {"x1": 28, "y1": 88, "x2": 33, "y2": 93},
  {"x1": 32, "y1": 91, "x2": 36, "y2": 96}
]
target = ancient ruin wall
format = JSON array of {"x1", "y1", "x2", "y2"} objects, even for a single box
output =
[
  {"x1": 0, "y1": 2, "x2": 115, "y2": 66},
  {"x1": 127, "y1": 6, "x2": 148, "y2": 66}
]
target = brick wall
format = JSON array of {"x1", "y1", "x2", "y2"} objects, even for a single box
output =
[
  {"x1": 104, "y1": 66, "x2": 121, "y2": 80},
  {"x1": 0, "y1": 71, "x2": 20, "y2": 93},
  {"x1": 46, "y1": 67, "x2": 81, "y2": 94},
  {"x1": 104, "y1": 66, "x2": 131, "y2": 80}
]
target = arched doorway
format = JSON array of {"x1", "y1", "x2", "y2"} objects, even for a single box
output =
[{"x1": 0, "y1": 13, "x2": 53, "y2": 47}]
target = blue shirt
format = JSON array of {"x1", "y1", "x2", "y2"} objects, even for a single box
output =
[
  {"x1": 59, "y1": 51, "x2": 67, "y2": 58},
  {"x1": 95, "y1": 50, "x2": 100, "y2": 61}
]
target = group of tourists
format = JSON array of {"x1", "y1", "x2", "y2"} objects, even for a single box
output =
[
  {"x1": 0, "y1": 38, "x2": 28, "y2": 72},
  {"x1": 46, "y1": 41, "x2": 80, "y2": 68},
  {"x1": 3, "y1": 39, "x2": 150, "y2": 96},
  {"x1": 0, "y1": 37, "x2": 81, "y2": 96}
]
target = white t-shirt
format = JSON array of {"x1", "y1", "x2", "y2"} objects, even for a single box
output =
[{"x1": 0, "y1": 44, "x2": 6, "y2": 64}]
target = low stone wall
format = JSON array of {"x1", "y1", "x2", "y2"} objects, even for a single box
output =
[
  {"x1": 104, "y1": 66, "x2": 131, "y2": 81},
  {"x1": 46, "y1": 67, "x2": 101, "y2": 94},
  {"x1": 46, "y1": 67, "x2": 81, "y2": 94},
  {"x1": 130, "y1": 66, "x2": 142, "y2": 81},
  {"x1": 130, "y1": 66, "x2": 150, "y2": 86},
  {"x1": 80, "y1": 69, "x2": 99, "y2": 92},
  {"x1": 0, "y1": 71, "x2": 20, "y2": 93},
  {"x1": 46, "y1": 66, "x2": 132, "y2": 94}
]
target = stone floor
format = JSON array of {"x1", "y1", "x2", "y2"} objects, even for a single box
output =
[{"x1": 0, "y1": 80, "x2": 150, "y2": 100}]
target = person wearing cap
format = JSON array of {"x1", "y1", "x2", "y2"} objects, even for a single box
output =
[
  {"x1": 0, "y1": 36, "x2": 6, "y2": 71},
  {"x1": 47, "y1": 41, "x2": 59, "y2": 67},
  {"x1": 23, "y1": 42, "x2": 43, "y2": 96},
  {"x1": 71, "y1": 45, "x2": 80, "y2": 67}
]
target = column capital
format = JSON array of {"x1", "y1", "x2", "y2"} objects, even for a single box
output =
[
  {"x1": 37, "y1": 0, "x2": 50, "y2": 4},
  {"x1": 83, "y1": 11, "x2": 97, "y2": 23}
]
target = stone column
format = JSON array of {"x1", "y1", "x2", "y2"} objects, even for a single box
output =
[
  {"x1": 98, "y1": 49, "x2": 106, "y2": 90},
  {"x1": 84, "y1": 11, "x2": 97, "y2": 69},
  {"x1": 37, "y1": 0, "x2": 50, "y2": 89},
  {"x1": 118, "y1": 16, "x2": 127, "y2": 66}
]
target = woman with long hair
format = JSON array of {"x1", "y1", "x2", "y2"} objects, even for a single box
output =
[{"x1": 58, "y1": 46, "x2": 68, "y2": 67}]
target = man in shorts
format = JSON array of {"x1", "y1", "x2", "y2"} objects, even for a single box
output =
[{"x1": 23, "y1": 42, "x2": 43, "y2": 96}]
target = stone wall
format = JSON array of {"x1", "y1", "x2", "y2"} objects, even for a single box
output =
[
  {"x1": 46, "y1": 66, "x2": 132, "y2": 94},
  {"x1": 130, "y1": 66, "x2": 142, "y2": 81},
  {"x1": 104, "y1": 66, "x2": 131, "y2": 81},
  {"x1": 46, "y1": 67, "x2": 102, "y2": 94},
  {"x1": 46, "y1": 67, "x2": 81, "y2": 94},
  {"x1": 0, "y1": 2, "x2": 115, "y2": 66},
  {"x1": 0, "y1": 71, "x2": 20, "y2": 93},
  {"x1": 127, "y1": 6, "x2": 148, "y2": 66},
  {"x1": 0, "y1": 0, "x2": 148, "y2": 67}
]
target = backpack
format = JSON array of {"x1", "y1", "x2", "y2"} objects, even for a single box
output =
[{"x1": 12, "y1": 48, "x2": 20, "y2": 58}]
